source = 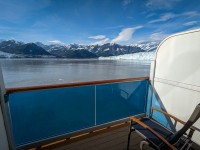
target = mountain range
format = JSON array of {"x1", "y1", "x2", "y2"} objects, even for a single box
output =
[{"x1": 0, "y1": 40, "x2": 160, "y2": 58}]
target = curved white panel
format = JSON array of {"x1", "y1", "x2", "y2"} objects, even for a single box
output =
[
  {"x1": 155, "y1": 29, "x2": 200, "y2": 87},
  {"x1": 153, "y1": 29, "x2": 200, "y2": 145},
  {"x1": 0, "y1": 106, "x2": 9, "y2": 150}
]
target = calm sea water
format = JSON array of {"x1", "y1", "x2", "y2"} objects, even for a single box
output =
[{"x1": 0, "y1": 59, "x2": 150, "y2": 88}]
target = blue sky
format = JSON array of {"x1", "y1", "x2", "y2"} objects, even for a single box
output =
[{"x1": 0, "y1": 0, "x2": 200, "y2": 45}]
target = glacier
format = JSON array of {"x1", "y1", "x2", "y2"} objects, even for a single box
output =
[{"x1": 99, "y1": 51, "x2": 156, "y2": 61}]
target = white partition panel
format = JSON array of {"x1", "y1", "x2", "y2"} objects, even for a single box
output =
[
  {"x1": 153, "y1": 29, "x2": 200, "y2": 145},
  {"x1": 0, "y1": 106, "x2": 9, "y2": 150},
  {"x1": 0, "y1": 67, "x2": 9, "y2": 150}
]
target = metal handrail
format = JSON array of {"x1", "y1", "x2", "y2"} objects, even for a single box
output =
[{"x1": 6, "y1": 77, "x2": 149, "y2": 93}]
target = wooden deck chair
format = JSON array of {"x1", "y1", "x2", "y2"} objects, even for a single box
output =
[{"x1": 127, "y1": 103, "x2": 200, "y2": 150}]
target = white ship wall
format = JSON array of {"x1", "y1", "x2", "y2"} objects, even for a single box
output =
[
  {"x1": 0, "y1": 102, "x2": 9, "y2": 150},
  {"x1": 0, "y1": 67, "x2": 9, "y2": 150}
]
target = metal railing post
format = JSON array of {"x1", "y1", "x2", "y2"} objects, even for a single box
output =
[
  {"x1": 95, "y1": 85, "x2": 97, "y2": 126},
  {"x1": 149, "y1": 60, "x2": 156, "y2": 118}
]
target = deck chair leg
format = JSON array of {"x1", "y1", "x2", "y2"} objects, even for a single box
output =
[
  {"x1": 140, "y1": 140, "x2": 149, "y2": 150},
  {"x1": 127, "y1": 123, "x2": 133, "y2": 150},
  {"x1": 185, "y1": 142, "x2": 193, "y2": 150},
  {"x1": 179, "y1": 140, "x2": 192, "y2": 150}
]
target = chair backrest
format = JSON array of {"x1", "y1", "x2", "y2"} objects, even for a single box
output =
[{"x1": 169, "y1": 103, "x2": 200, "y2": 144}]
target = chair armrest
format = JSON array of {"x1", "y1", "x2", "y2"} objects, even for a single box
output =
[
  {"x1": 130, "y1": 116, "x2": 177, "y2": 150},
  {"x1": 151, "y1": 107, "x2": 195, "y2": 131}
]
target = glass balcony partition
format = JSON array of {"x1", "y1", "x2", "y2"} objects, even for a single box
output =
[
  {"x1": 5, "y1": 77, "x2": 149, "y2": 149},
  {"x1": 7, "y1": 86, "x2": 95, "y2": 146},
  {"x1": 96, "y1": 80, "x2": 148, "y2": 125}
]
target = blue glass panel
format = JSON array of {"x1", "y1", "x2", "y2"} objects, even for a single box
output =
[
  {"x1": 150, "y1": 86, "x2": 176, "y2": 132},
  {"x1": 96, "y1": 80, "x2": 148, "y2": 125},
  {"x1": 8, "y1": 86, "x2": 95, "y2": 146}
]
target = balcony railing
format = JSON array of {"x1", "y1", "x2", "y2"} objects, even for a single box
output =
[{"x1": 5, "y1": 77, "x2": 149, "y2": 149}]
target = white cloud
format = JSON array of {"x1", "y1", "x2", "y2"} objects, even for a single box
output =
[
  {"x1": 88, "y1": 35, "x2": 106, "y2": 40},
  {"x1": 48, "y1": 40, "x2": 63, "y2": 45},
  {"x1": 186, "y1": 26, "x2": 200, "y2": 31},
  {"x1": 149, "y1": 13, "x2": 177, "y2": 23},
  {"x1": 182, "y1": 11, "x2": 200, "y2": 17},
  {"x1": 123, "y1": 0, "x2": 133, "y2": 6},
  {"x1": 90, "y1": 38, "x2": 109, "y2": 45},
  {"x1": 183, "y1": 21, "x2": 198, "y2": 26},
  {"x1": 149, "y1": 11, "x2": 200, "y2": 24},
  {"x1": 111, "y1": 26, "x2": 143, "y2": 43},
  {"x1": 103, "y1": 25, "x2": 124, "y2": 30},
  {"x1": 149, "y1": 32, "x2": 168, "y2": 41},
  {"x1": 146, "y1": 13, "x2": 156, "y2": 18},
  {"x1": 146, "y1": 0, "x2": 181, "y2": 10}
]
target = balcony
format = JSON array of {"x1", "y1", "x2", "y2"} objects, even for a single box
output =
[{"x1": 4, "y1": 77, "x2": 150, "y2": 149}]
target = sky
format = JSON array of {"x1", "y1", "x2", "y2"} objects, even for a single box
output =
[{"x1": 0, "y1": 0, "x2": 200, "y2": 45}]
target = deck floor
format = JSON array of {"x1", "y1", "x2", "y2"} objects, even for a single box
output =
[{"x1": 53, "y1": 125, "x2": 153, "y2": 150}]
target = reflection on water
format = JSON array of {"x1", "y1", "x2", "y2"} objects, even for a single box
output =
[{"x1": 0, "y1": 59, "x2": 150, "y2": 88}]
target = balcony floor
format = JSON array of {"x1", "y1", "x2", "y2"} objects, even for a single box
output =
[{"x1": 50, "y1": 124, "x2": 154, "y2": 150}]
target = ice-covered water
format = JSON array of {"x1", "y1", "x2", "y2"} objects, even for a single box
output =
[{"x1": 0, "y1": 59, "x2": 150, "y2": 88}]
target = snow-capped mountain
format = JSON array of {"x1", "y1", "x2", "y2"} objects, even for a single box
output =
[
  {"x1": 0, "y1": 40, "x2": 23, "y2": 53},
  {"x1": 0, "y1": 40, "x2": 160, "y2": 59},
  {"x1": 99, "y1": 41, "x2": 160, "y2": 60},
  {"x1": 88, "y1": 43, "x2": 144, "y2": 57},
  {"x1": 132, "y1": 41, "x2": 160, "y2": 52},
  {"x1": 0, "y1": 40, "x2": 52, "y2": 58},
  {"x1": 35, "y1": 43, "x2": 98, "y2": 58},
  {"x1": 34, "y1": 42, "x2": 153, "y2": 57}
]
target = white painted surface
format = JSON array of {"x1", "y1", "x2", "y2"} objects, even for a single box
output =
[
  {"x1": 155, "y1": 30, "x2": 200, "y2": 87},
  {"x1": 0, "y1": 67, "x2": 10, "y2": 150},
  {"x1": 0, "y1": 106, "x2": 9, "y2": 150},
  {"x1": 153, "y1": 29, "x2": 200, "y2": 144},
  {"x1": 149, "y1": 60, "x2": 156, "y2": 84}
]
